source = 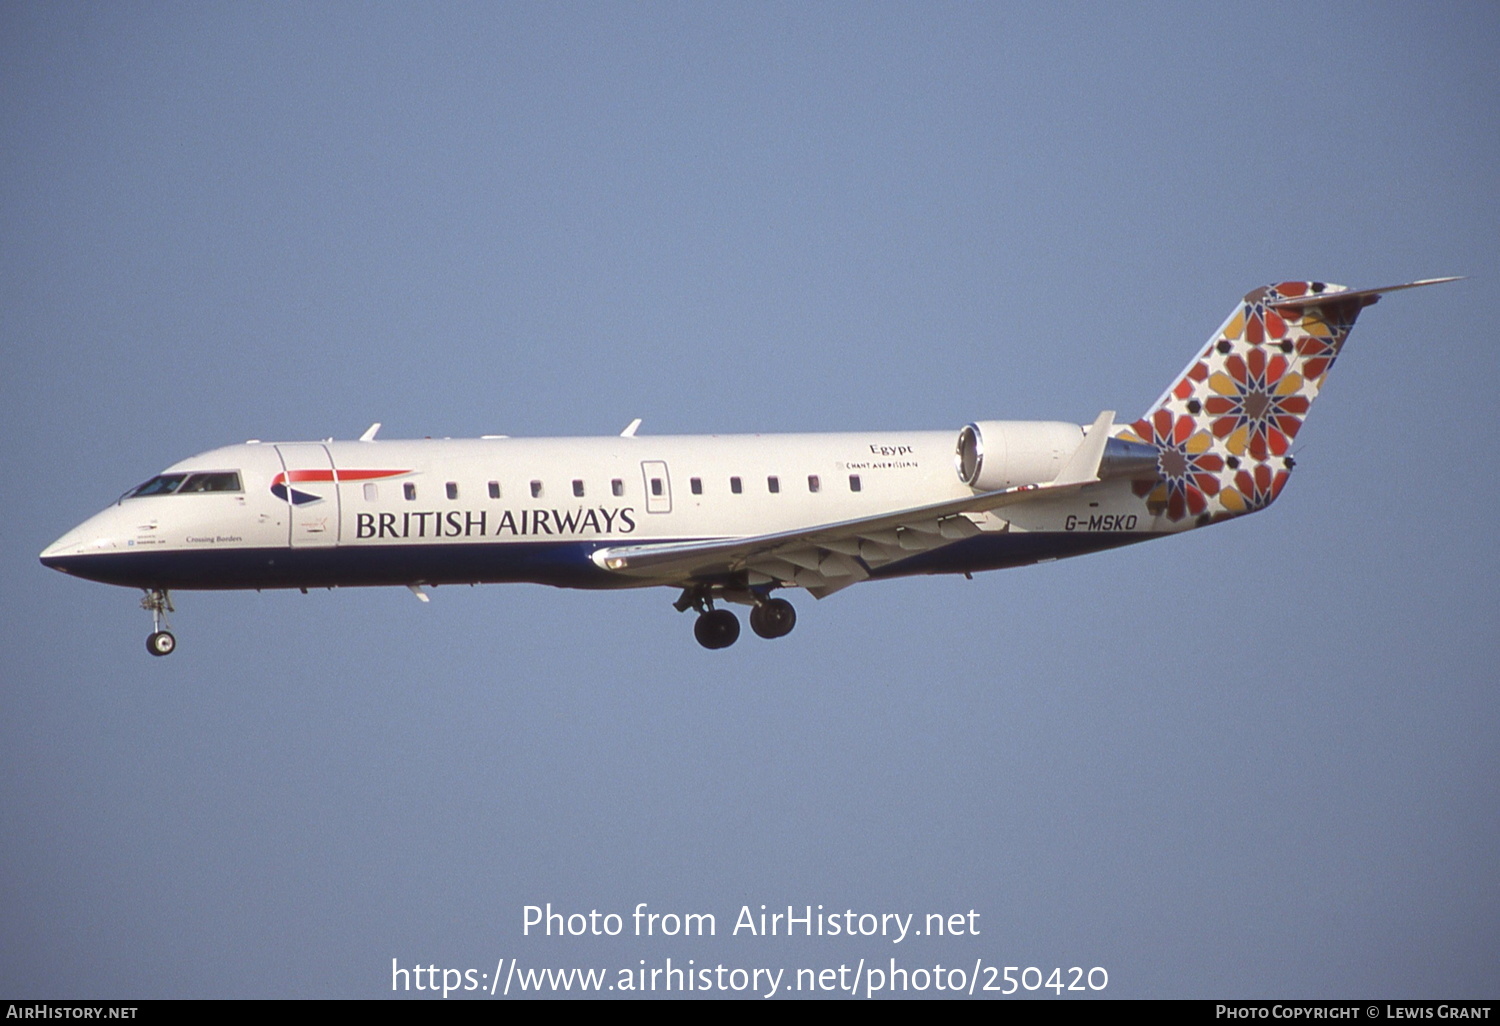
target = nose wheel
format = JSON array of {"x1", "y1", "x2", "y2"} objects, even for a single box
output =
[{"x1": 141, "y1": 589, "x2": 177, "y2": 657}]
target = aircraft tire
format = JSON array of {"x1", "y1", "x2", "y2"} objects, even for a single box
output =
[
  {"x1": 147, "y1": 631, "x2": 176, "y2": 657},
  {"x1": 693, "y1": 609, "x2": 740, "y2": 649},
  {"x1": 749, "y1": 598, "x2": 796, "y2": 639}
]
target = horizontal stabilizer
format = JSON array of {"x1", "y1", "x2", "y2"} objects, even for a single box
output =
[{"x1": 1269, "y1": 277, "x2": 1462, "y2": 312}]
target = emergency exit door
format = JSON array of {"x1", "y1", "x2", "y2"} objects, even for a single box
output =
[{"x1": 641, "y1": 461, "x2": 672, "y2": 514}]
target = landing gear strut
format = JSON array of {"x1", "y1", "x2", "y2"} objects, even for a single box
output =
[
  {"x1": 676, "y1": 585, "x2": 796, "y2": 649},
  {"x1": 676, "y1": 585, "x2": 741, "y2": 650},
  {"x1": 142, "y1": 588, "x2": 176, "y2": 657}
]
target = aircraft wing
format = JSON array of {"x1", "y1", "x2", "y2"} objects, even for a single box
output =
[{"x1": 592, "y1": 411, "x2": 1118, "y2": 597}]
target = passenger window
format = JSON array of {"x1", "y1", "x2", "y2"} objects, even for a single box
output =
[
  {"x1": 730, "y1": 476, "x2": 742, "y2": 494},
  {"x1": 690, "y1": 477, "x2": 702, "y2": 495},
  {"x1": 573, "y1": 479, "x2": 585, "y2": 498},
  {"x1": 767, "y1": 476, "x2": 780, "y2": 494},
  {"x1": 531, "y1": 480, "x2": 543, "y2": 498},
  {"x1": 446, "y1": 482, "x2": 459, "y2": 500},
  {"x1": 807, "y1": 475, "x2": 820, "y2": 493},
  {"x1": 488, "y1": 481, "x2": 501, "y2": 499},
  {"x1": 364, "y1": 483, "x2": 378, "y2": 501},
  {"x1": 849, "y1": 474, "x2": 862, "y2": 492},
  {"x1": 611, "y1": 479, "x2": 624, "y2": 497},
  {"x1": 404, "y1": 482, "x2": 417, "y2": 501}
]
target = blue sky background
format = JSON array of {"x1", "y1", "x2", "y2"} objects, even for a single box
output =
[{"x1": 2, "y1": 2, "x2": 1496, "y2": 999}]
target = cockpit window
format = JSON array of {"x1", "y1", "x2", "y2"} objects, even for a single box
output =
[
  {"x1": 127, "y1": 474, "x2": 189, "y2": 497},
  {"x1": 179, "y1": 471, "x2": 242, "y2": 493},
  {"x1": 126, "y1": 471, "x2": 242, "y2": 498}
]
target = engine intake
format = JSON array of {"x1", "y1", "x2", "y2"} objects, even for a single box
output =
[
  {"x1": 956, "y1": 421, "x2": 1159, "y2": 490},
  {"x1": 955, "y1": 421, "x2": 1082, "y2": 490}
]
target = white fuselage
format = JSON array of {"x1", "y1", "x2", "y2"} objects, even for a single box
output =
[{"x1": 39, "y1": 425, "x2": 1156, "y2": 593}]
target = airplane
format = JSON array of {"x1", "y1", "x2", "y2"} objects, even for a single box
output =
[{"x1": 40, "y1": 278, "x2": 1457, "y2": 655}]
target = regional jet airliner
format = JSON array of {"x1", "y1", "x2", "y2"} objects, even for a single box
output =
[{"x1": 40, "y1": 278, "x2": 1456, "y2": 653}]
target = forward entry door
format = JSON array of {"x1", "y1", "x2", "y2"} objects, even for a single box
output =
[{"x1": 274, "y1": 444, "x2": 340, "y2": 546}]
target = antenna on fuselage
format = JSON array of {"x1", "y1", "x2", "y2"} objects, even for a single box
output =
[
  {"x1": 359, "y1": 422, "x2": 381, "y2": 442},
  {"x1": 620, "y1": 418, "x2": 642, "y2": 437}
]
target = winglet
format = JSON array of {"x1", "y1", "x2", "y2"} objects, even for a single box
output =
[
  {"x1": 620, "y1": 418, "x2": 642, "y2": 438},
  {"x1": 359, "y1": 422, "x2": 381, "y2": 442},
  {"x1": 1053, "y1": 411, "x2": 1114, "y2": 486}
]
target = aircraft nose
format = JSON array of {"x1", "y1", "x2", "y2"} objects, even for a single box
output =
[
  {"x1": 40, "y1": 507, "x2": 129, "y2": 575},
  {"x1": 39, "y1": 534, "x2": 68, "y2": 564},
  {"x1": 40, "y1": 524, "x2": 102, "y2": 574}
]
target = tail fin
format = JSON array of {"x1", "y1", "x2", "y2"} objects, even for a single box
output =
[{"x1": 1120, "y1": 278, "x2": 1459, "y2": 525}]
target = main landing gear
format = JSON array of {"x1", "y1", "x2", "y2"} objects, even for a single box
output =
[
  {"x1": 142, "y1": 588, "x2": 176, "y2": 657},
  {"x1": 693, "y1": 608, "x2": 740, "y2": 649},
  {"x1": 749, "y1": 598, "x2": 796, "y2": 640},
  {"x1": 676, "y1": 586, "x2": 797, "y2": 650}
]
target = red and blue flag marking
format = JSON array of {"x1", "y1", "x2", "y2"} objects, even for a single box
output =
[{"x1": 270, "y1": 469, "x2": 410, "y2": 505}]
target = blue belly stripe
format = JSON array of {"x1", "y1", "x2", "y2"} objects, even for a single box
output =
[{"x1": 42, "y1": 532, "x2": 1158, "y2": 592}]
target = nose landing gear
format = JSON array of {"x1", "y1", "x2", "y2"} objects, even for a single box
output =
[{"x1": 141, "y1": 589, "x2": 176, "y2": 657}]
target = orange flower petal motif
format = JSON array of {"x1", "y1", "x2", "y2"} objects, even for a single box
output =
[
  {"x1": 1202, "y1": 347, "x2": 1311, "y2": 459},
  {"x1": 1238, "y1": 287, "x2": 1289, "y2": 346},
  {"x1": 1172, "y1": 360, "x2": 1210, "y2": 401},
  {"x1": 1288, "y1": 297, "x2": 1362, "y2": 381},
  {"x1": 1220, "y1": 462, "x2": 1290, "y2": 515},
  {"x1": 1295, "y1": 331, "x2": 1341, "y2": 383},
  {"x1": 1127, "y1": 411, "x2": 1223, "y2": 522}
]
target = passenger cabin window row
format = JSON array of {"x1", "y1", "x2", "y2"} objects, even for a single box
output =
[
  {"x1": 128, "y1": 469, "x2": 862, "y2": 506},
  {"x1": 368, "y1": 473, "x2": 865, "y2": 501}
]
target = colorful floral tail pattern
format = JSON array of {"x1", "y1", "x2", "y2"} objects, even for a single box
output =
[{"x1": 1119, "y1": 282, "x2": 1368, "y2": 526}]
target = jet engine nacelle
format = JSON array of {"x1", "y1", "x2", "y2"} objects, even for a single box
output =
[{"x1": 955, "y1": 420, "x2": 1083, "y2": 490}]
